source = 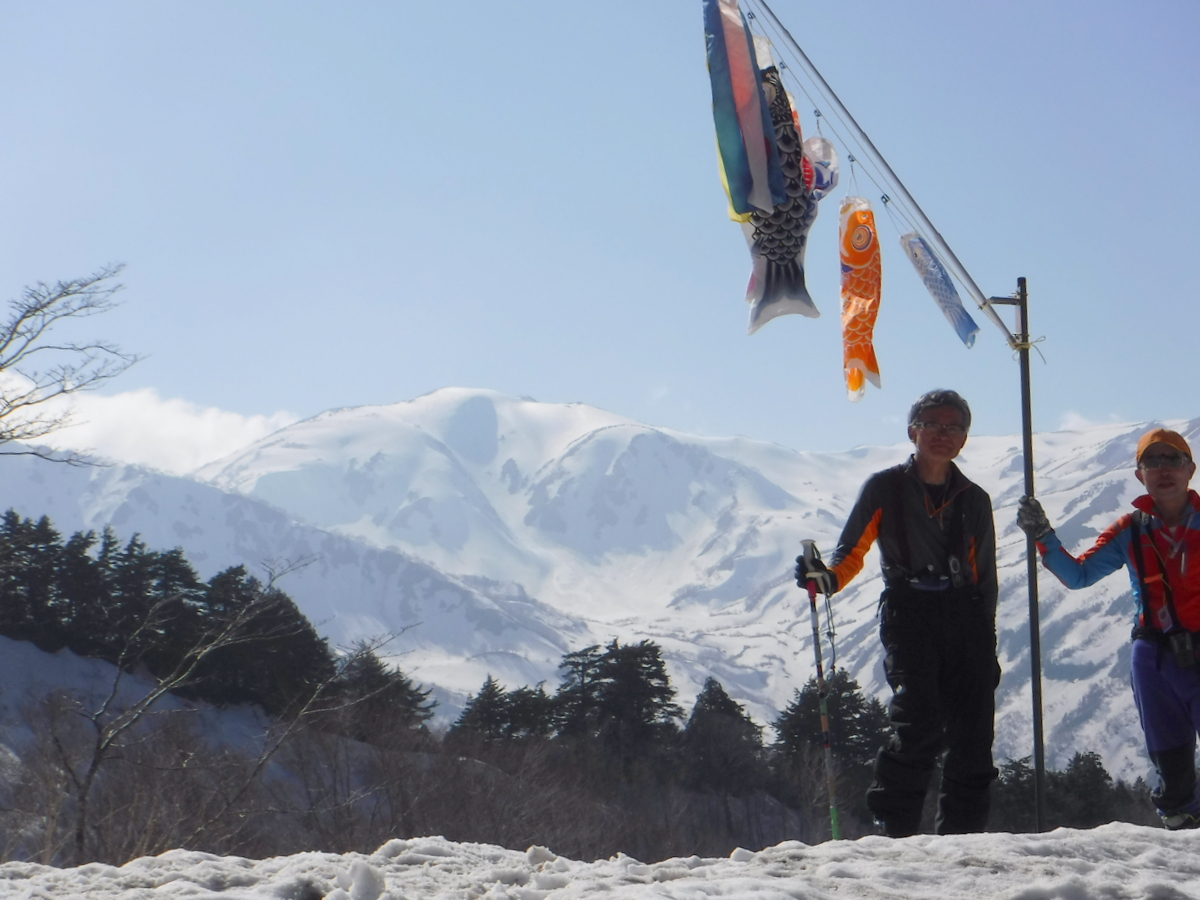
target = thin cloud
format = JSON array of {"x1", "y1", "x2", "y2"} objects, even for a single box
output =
[
  {"x1": 33, "y1": 389, "x2": 297, "y2": 475},
  {"x1": 1057, "y1": 410, "x2": 1126, "y2": 431}
]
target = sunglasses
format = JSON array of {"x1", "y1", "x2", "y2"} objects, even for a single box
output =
[
  {"x1": 1139, "y1": 454, "x2": 1190, "y2": 470},
  {"x1": 912, "y1": 422, "x2": 966, "y2": 436}
]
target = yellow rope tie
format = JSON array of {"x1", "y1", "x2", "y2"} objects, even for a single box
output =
[{"x1": 1010, "y1": 335, "x2": 1047, "y2": 360}]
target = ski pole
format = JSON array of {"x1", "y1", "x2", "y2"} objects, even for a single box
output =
[{"x1": 799, "y1": 539, "x2": 840, "y2": 840}]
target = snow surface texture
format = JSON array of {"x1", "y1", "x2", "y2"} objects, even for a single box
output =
[
  {"x1": 1, "y1": 388, "x2": 1194, "y2": 783},
  {"x1": 3, "y1": 827, "x2": 1200, "y2": 899}
]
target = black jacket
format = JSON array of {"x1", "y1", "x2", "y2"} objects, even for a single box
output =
[{"x1": 828, "y1": 455, "x2": 998, "y2": 608}]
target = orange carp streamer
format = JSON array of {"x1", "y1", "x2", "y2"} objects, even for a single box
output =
[{"x1": 839, "y1": 196, "x2": 882, "y2": 401}]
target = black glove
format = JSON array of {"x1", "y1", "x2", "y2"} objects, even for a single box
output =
[
  {"x1": 794, "y1": 553, "x2": 837, "y2": 596},
  {"x1": 1017, "y1": 495, "x2": 1052, "y2": 540}
]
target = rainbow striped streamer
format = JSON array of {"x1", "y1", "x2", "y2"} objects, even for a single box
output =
[{"x1": 703, "y1": 0, "x2": 785, "y2": 221}]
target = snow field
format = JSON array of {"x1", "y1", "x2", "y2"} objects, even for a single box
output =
[{"x1": 4, "y1": 826, "x2": 1200, "y2": 899}]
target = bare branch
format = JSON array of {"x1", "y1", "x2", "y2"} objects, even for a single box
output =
[
  {"x1": 0, "y1": 446, "x2": 111, "y2": 466},
  {"x1": 0, "y1": 264, "x2": 139, "y2": 456},
  {"x1": 168, "y1": 629, "x2": 420, "y2": 849}
]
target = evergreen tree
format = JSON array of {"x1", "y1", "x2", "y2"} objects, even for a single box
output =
[
  {"x1": 334, "y1": 643, "x2": 435, "y2": 743},
  {"x1": 449, "y1": 675, "x2": 510, "y2": 741},
  {"x1": 1112, "y1": 776, "x2": 1160, "y2": 828},
  {"x1": 107, "y1": 539, "x2": 205, "y2": 673},
  {"x1": 552, "y1": 640, "x2": 682, "y2": 770},
  {"x1": 54, "y1": 530, "x2": 104, "y2": 641},
  {"x1": 1049, "y1": 751, "x2": 1117, "y2": 829},
  {"x1": 553, "y1": 645, "x2": 605, "y2": 737},
  {"x1": 773, "y1": 669, "x2": 889, "y2": 770},
  {"x1": 772, "y1": 669, "x2": 889, "y2": 829},
  {"x1": 988, "y1": 756, "x2": 1035, "y2": 832},
  {"x1": 991, "y1": 753, "x2": 1153, "y2": 833},
  {"x1": 68, "y1": 525, "x2": 125, "y2": 655},
  {"x1": 0, "y1": 510, "x2": 341, "y2": 717},
  {"x1": 0, "y1": 511, "x2": 63, "y2": 648},
  {"x1": 591, "y1": 639, "x2": 682, "y2": 766},
  {"x1": 503, "y1": 684, "x2": 555, "y2": 739},
  {"x1": 681, "y1": 677, "x2": 764, "y2": 795},
  {"x1": 187, "y1": 569, "x2": 337, "y2": 716}
]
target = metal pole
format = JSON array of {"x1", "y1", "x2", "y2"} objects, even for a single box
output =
[{"x1": 991, "y1": 278, "x2": 1047, "y2": 832}]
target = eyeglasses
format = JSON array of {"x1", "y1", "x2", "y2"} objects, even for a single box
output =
[
  {"x1": 1139, "y1": 454, "x2": 1190, "y2": 470},
  {"x1": 912, "y1": 422, "x2": 966, "y2": 436}
]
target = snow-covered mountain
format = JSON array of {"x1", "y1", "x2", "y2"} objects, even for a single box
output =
[{"x1": 2, "y1": 387, "x2": 1193, "y2": 782}]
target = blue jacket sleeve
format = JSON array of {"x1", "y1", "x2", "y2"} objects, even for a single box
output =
[{"x1": 1037, "y1": 517, "x2": 1131, "y2": 590}]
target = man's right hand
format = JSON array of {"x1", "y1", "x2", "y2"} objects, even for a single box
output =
[
  {"x1": 1017, "y1": 495, "x2": 1053, "y2": 540},
  {"x1": 795, "y1": 552, "x2": 837, "y2": 596}
]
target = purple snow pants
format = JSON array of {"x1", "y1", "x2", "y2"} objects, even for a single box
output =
[{"x1": 1131, "y1": 636, "x2": 1200, "y2": 814}]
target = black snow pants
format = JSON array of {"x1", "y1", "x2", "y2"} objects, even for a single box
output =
[{"x1": 866, "y1": 586, "x2": 1001, "y2": 837}]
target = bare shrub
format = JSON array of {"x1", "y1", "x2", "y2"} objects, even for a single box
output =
[{"x1": 3, "y1": 693, "x2": 283, "y2": 864}]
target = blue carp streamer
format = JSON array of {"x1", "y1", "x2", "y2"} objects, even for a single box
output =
[{"x1": 900, "y1": 232, "x2": 979, "y2": 348}]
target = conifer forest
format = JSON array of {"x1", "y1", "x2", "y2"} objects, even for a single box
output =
[{"x1": 0, "y1": 511, "x2": 1159, "y2": 866}]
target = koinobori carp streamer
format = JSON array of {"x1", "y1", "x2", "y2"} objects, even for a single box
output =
[{"x1": 839, "y1": 197, "x2": 882, "y2": 400}]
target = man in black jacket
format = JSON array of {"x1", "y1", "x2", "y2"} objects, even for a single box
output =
[{"x1": 797, "y1": 389, "x2": 999, "y2": 836}]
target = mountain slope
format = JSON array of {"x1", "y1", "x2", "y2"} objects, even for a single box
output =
[{"x1": 4, "y1": 388, "x2": 1194, "y2": 782}]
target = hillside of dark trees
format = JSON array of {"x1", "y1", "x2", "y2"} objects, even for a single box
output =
[{"x1": 0, "y1": 511, "x2": 1160, "y2": 866}]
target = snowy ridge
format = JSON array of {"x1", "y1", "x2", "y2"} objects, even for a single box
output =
[{"x1": 3, "y1": 388, "x2": 1194, "y2": 782}]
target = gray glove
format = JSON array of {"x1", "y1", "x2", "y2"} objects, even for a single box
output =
[{"x1": 1017, "y1": 496, "x2": 1053, "y2": 540}]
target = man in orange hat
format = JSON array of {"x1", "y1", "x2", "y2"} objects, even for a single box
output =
[{"x1": 1018, "y1": 427, "x2": 1200, "y2": 829}]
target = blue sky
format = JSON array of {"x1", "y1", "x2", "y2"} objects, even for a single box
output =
[{"x1": 2, "y1": 0, "x2": 1197, "y2": 471}]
